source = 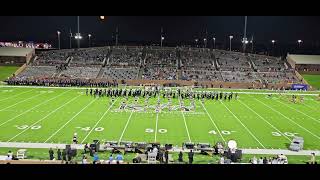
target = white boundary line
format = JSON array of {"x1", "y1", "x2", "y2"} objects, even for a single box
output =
[
  {"x1": 220, "y1": 100, "x2": 266, "y2": 149},
  {"x1": 118, "y1": 110, "x2": 134, "y2": 144},
  {"x1": 0, "y1": 89, "x2": 34, "y2": 102},
  {"x1": 7, "y1": 94, "x2": 81, "y2": 142},
  {"x1": 81, "y1": 98, "x2": 118, "y2": 144},
  {"x1": 155, "y1": 113, "x2": 159, "y2": 142},
  {"x1": 275, "y1": 99, "x2": 320, "y2": 125},
  {"x1": 44, "y1": 99, "x2": 96, "y2": 143},
  {"x1": 254, "y1": 98, "x2": 320, "y2": 141},
  {"x1": 0, "y1": 93, "x2": 43, "y2": 111},
  {"x1": 238, "y1": 100, "x2": 292, "y2": 142},
  {"x1": 178, "y1": 97, "x2": 192, "y2": 143},
  {"x1": 154, "y1": 94, "x2": 160, "y2": 142},
  {"x1": 0, "y1": 90, "x2": 71, "y2": 128},
  {"x1": 199, "y1": 100, "x2": 226, "y2": 143}
]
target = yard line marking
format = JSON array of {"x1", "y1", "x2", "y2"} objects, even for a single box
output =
[
  {"x1": 178, "y1": 97, "x2": 192, "y2": 143},
  {"x1": 254, "y1": 98, "x2": 320, "y2": 141},
  {"x1": 0, "y1": 90, "x2": 71, "y2": 128},
  {"x1": 154, "y1": 94, "x2": 160, "y2": 142},
  {"x1": 8, "y1": 94, "x2": 81, "y2": 142},
  {"x1": 275, "y1": 99, "x2": 320, "y2": 125},
  {"x1": 303, "y1": 103, "x2": 320, "y2": 112},
  {"x1": 44, "y1": 99, "x2": 96, "y2": 143},
  {"x1": 0, "y1": 89, "x2": 34, "y2": 102},
  {"x1": 155, "y1": 112, "x2": 159, "y2": 142},
  {"x1": 118, "y1": 110, "x2": 134, "y2": 144},
  {"x1": 199, "y1": 100, "x2": 226, "y2": 143},
  {"x1": 0, "y1": 93, "x2": 43, "y2": 112},
  {"x1": 239, "y1": 100, "x2": 291, "y2": 142},
  {"x1": 81, "y1": 98, "x2": 118, "y2": 144},
  {"x1": 220, "y1": 101, "x2": 266, "y2": 149}
]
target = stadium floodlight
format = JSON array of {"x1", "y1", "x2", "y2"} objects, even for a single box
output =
[
  {"x1": 271, "y1": 40, "x2": 276, "y2": 43},
  {"x1": 75, "y1": 33, "x2": 82, "y2": 39},
  {"x1": 57, "y1": 31, "x2": 61, "y2": 50},
  {"x1": 195, "y1": 38, "x2": 198, "y2": 47},
  {"x1": 229, "y1": 35, "x2": 233, "y2": 51},
  {"x1": 297, "y1": 40, "x2": 303, "y2": 49},
  {"x1": 160, "y1": 36, "x2": 164, "y2": 47},
  {"x1": 88, "y1": 34, "x2": 92, "y2": 47},
  {"x1": 100, "y1": 16, "x2": 105, "y2": 20},
  {"x1": 213, "y1": 37, "x2": 216, "y2": 49}
]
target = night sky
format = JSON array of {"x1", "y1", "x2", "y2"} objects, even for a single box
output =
[{"x1": 1, "y1": 16, "x2": 320, "y2": 49}]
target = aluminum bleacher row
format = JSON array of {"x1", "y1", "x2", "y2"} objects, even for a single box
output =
[{"x1": 14, "y1": 46, "x2": 301, "y2": 84}]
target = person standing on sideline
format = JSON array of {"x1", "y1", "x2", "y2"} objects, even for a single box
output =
[
  {"x1": 188, "y1": 150, "x2": 194, "y2": 164},
  {"x1": 164, "y1": 150, "x2": 169, "y2": 164},
  {"x1": 178, "y1": 151, "x2": 183, "y2": 163},
  {"x1": 57, "y1": 149, "x2": 62, "y2": 160},
  {"x1": 310, "y1": 153, "x2": 316, "y2": 164},
  {"x1": 49, "y1": 148, "x2": 54, "y2": 160}
]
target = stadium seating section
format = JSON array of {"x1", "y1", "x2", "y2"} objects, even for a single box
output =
[{"x1": 13, "y1": 46, "x2": 301, "y2": 86}]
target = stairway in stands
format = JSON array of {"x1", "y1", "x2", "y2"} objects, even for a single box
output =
[
  {"x1": 28, "y1": 56, "x2": 38, "y2": 65},
  {"x1": 247, "y1": 56, "x2": 257, "y2": 71}
]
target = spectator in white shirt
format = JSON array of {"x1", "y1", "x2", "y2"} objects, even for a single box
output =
[
  {"x1": 5, "y1": 155, "x2": 12, "y2": 161},
  {"x1": 252, "y1": 156, "x2": 257, "y2": 164},
  {"x1": 219, "y1": 156, "x2": 224, "y2": 164},
  {"x1": 258, "y1": 157, "x2": 263, "y2": 164},
  {"x1": 7, "y1": 151, "x2": 13, "y2": 159}
]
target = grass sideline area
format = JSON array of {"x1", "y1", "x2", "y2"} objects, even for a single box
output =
[
  {"x1": 0, "y1": 147, "x2": 318, "y2": 164},
  {"x1": 302, "y1": 74, "x2": 320, "y2": 90},
  {"x1": 0, "y1": 66, "x2": 19, "y2": 81}
]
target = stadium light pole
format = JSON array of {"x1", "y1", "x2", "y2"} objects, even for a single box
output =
[
  {"x1": 69, "y1": 29, "x2": 73, "y2": 49},
  {"x1": 57, "y1": 31, "x2": 61, "y2": 50},
  {"x1": 74, "y1": 16, "x2": 82, "y2": 49},
  {"x1": 242, "y1": 16, "x2": 248, "y2": 53},
  {"x1": 229, "y1": 35, "x2": 233, "y2": 51},
  {"x1": 195, "y1": 39, "x2": 198, "y2": 48},
  {"x1": 88, "y1": 34, "x2": 92, "y2": 47},
  {"x1": 213, "y1": 37, "x2": 216, "y2": 49}
]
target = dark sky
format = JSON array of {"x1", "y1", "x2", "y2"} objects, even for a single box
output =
[{"x1": 1, "y1": 16, "x2": 320, "y2": 48}]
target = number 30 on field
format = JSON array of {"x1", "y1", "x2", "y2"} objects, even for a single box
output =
[{"x1": 272, "y1": 132, "x2": 298, "y2": 137}]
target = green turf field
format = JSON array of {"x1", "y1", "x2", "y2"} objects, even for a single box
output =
[
  {"x1": 0, "y1": 66, "x2": 19, "y2": 81},
  {"x1": 0, "y1": 86, "x2": 320, "y2": 151},
  {"x1": 302, "y1": 74, "x2": 320, "y2": 90}
]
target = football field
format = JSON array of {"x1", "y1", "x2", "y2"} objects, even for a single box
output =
[{"x1": 0, "y1": 86, "x2": 320, "y2": 150}]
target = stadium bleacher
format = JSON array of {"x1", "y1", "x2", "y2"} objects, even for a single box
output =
[{"x1": 10, "y1": 46, "x2": 302, "y2": 87}]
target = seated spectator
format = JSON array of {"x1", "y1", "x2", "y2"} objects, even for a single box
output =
[
  {"x1": 82, "y1": 154, "x2": 88, "y2": 164},
  {"x1": 116, "y1": 154, "x2": 123, "y2": 161},
  {"x1": 93, "y1": 152, "x2": 99, "y2": 164},
  {"x1": 109, "y1": 154, "x2": 114, "y2": 162}
]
